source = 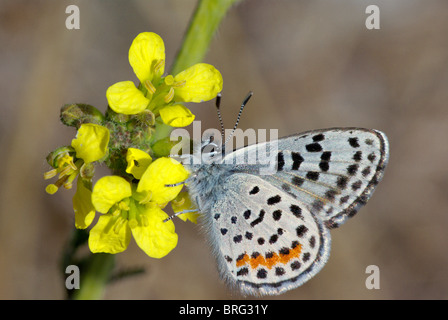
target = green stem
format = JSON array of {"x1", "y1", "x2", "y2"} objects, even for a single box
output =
[
  {"x1": 170, "y1": 0, "x2": 241, "y2": 75},
  {"x1": 72, "y1": 253, "x2": 115, "y2": 300}
]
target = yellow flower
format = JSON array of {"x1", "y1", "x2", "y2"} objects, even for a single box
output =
[
  {"x1": 137, "y1": 157, "x2": 189, "y2": 205},
  {"x1": 91, "y1": 176, "x2": 132, "y2": 214},
  {"x1": 126, "y1": 147, "x2": 152, "y2": 179},
  {"x1": 128, "y1": 204, "x2": 178, "y2": 258},
  {"x1": 128, "y1": 32, "x2": 165, "y2": 84},
  {"x1": 159, "y1": 104, "x2": 195, "y2": 127},
  {"x1": 71, "y1": 123, "x2": 110, "y2": 164},
  {"x1": 172, "y1": 63, "x2": 223, "y2": 103},
  {"x1": 105, "y1": 32, "x2": 222, "y2": 126},
  {"x1": 88, "y1": 153, "x2": 187, "y2": 257},
  {"x1": 44, "y1": 147, "x2": 81, "y2": 194},
  {"x1": 73, "y1": 179, "x2": 96, "y2": 229},
  {"x1": 89, "y1": 213, "x2": 132, "y2": 254},
  {"x1": 106, "y1": 81, "x2": 150, "y2": 115},
  {"x1": 45, "y1": 124, "x2": 109, "y2": 195},
  {"x1": 171, "y1": 192, "x2": 199, "y2": 224},
  {"x1": 89, "y1": 175, "x2": 178, "y2": 257}
]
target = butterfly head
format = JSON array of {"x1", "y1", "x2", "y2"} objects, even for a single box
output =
[
  {"x1": 178, "y1": 92, "x2": 253, "y2": 168},
  {"x1": 197, "y1": 132, "x2": 223, "y2": 164}
]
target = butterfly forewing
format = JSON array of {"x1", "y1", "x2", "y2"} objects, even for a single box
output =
[
  {"x1": 205, "y1": 173, "x2": 331, "y2": 295},
  {"x1": 224, "y1": 128, "x2": 389, "y2": 228}
]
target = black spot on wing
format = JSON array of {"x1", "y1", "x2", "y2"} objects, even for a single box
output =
[
  {"x1": 368, "y1": 152, "x2": 377, "y2": 162},
  {"x1": 267, "y1": 195, "x2": 281, "y2": 205},
  {"x1": 347, "y1": 164, "x2": 359, "y2": 176},
  {"x1": 250, "y1": 210, "x2": 266, "y2": 227},
  {"x1": 319, "y1": 161, "x2": 329, "y2": 172},
  {"x1": 362, "y1": 166, "x2": 372, "y2": 177},
  {"x1": 249, "y1": 186, "x2": 260, "y2": 195},
  {"x1": 320, "y1": 151, "x2": 332, "y2": 161},
  {"x1": 269, "y1": 234, "x2": 279, "y2": 244},
  {"x1": 312, "y1": 133, "x2": 325, "y2": 142},
  {"x1": 272, "y1": 209, "x2": 282, "y2": 221},
  {"x1": 291, "y1": 261, "x2": 301, "y2": 270},
  {"x1": 348, "y1": 137, "x2": 360, "y2": 148},
  {"x1": 353, "y1": 151, "x2": 362, "y2": 162},
  {"x1": 257, "y1": 269, "x2": 267, "y2": 279},
  {"x1": 292, "y1": 176, "x2": 304, "y2": 187},
  {"x1": 237, "y1": 268, "x2": 248, "y2": 276},
  {"x1": 277, "y1": 152, "x2": 285, "y2": 171},
  {"x1": 337, "y1": 176, "x2": 349, "y2": 189},
  {"x1": 275, "y1": 267, "x2": 286, "y2": 276},
  {"x1": 351, "y1": 180, "x2": 362, "y2": 191},
  {"x1": 291, "y1": 152, "x2": 304, "y2": 170},
  {"x1": 306, "y1": 143, "x2": 322, "y2": 152},
  {"x1": 306, "y1": 171, "x2": 320, "y2": 181},
  {"x1": 296, "y1": 225, "x2": 308, "y2": 237},
  {"x1": 290, "y1": 204, "x2": 302, "y2": 218}
]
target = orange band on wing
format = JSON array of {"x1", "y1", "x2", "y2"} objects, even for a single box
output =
[{"x1": 236, "y1": 244, "x2": 302, "y2": 270}]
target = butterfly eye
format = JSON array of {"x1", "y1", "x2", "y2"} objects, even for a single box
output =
[
  {"x1": 201, "y1": 134, "x2": 218, "y2": 152},
  {"x1": 201, "y1": 142, "x2": 218, "y2": 154}
]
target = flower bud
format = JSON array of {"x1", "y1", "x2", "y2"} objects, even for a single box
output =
[
  {"x1": 60, "y1": 104, "x2": 105, "y2": 128},
  {"x1": 79, "y1": 162, "x2": 95, "y2": 180},
  {"x1": 105, "y1": 106, "x2": 131, "y2": 123}
]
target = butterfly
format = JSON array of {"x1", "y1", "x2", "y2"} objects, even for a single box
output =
[{"x1": 170, "y1": 92, "x2": 389, "y2": 296}]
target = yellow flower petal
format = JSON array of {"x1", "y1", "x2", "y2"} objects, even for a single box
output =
[
  {"x1": 129, "y1": 32, "x2": 165, "y2": 83},
  {"x1": 126, "y1": 148, "x2": 153, "y2": 179},
  {"x1": 173, "y1": 63, "x2": 223, "y2": 103},
  {"x1": 171, "y1": 192, "x2": 199, "y2": 223},
  {"x1": 71, "y1": 124, "x2": 110, "y2": 163},
  {"x1": 130, "y1": 206, "x2": 178, "y2": 258},
  {"x1": 159, "y1": 104, "x2": 195, "y2": 127},
  {"x1": 89, "y1": 214, "x2": 131, "y2": 254},
  {"x1": 137, "y1": 157, "x2": 189, "y2": 205},
  {"x1": 106, "y1": 81, "x2": 150, "y2": 115},
  {"x1": 92, "y1": 176, "x2": 132, "y2": 214},
  {"x1": 73, "y1": 179, "x2": 96, "y2": 229}
]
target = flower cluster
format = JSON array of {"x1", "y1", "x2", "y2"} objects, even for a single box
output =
[{"x1": 44, "y1": 32, "x2": 221, "y2": 258}]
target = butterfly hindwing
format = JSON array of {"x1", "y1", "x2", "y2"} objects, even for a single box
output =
[
  {"x1": 203, "y1": 173, "x2": 331, "y2": 296},
  {"x1": 223, "y1": 128, "x2": 389, "y2": 228}
]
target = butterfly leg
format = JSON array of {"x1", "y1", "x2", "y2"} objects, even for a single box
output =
[
  {"x1": 165, "y1": 176, "x2": 194, "y2": 187},
  {"x1": 163, "y1": 209, "x2": 198, "y2": 222}
]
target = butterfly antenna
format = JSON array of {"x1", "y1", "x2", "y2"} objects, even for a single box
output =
[
  {"x1": 215, "y1": 93, "x2": 225, "y2": 144},
  {"x1": 223, "y1": 91, "x2": 253, "y2": 150}
]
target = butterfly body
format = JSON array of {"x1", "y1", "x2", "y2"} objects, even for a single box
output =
[{"x1": 183, "y1": 127, "x2": 389, "y2": 296}]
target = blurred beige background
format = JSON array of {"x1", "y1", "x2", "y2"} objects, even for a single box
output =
[{"x1": 1, "y1": 0, "x2": 447, "y2": 299}]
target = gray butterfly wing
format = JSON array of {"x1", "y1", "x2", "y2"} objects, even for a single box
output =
[
  {"x1": 223, "y1": 128, "x2": 389, "y2": 228},
  {"x1": 202, "y1": 173, "x2": 331, "y2": 296}
]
